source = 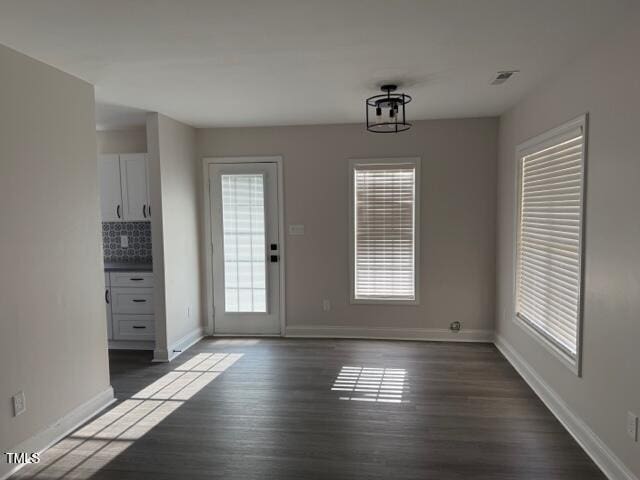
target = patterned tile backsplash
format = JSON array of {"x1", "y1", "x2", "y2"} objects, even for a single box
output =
[{"x1": 102, "y1": 222, "x2": 152, "y2": 263}]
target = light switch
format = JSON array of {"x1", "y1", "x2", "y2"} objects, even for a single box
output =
[
  {"x1": 12, "y1": 391, "x2": 26, "y2": 417},
  {"x1": 288, "y1": 224, "x2": 305, "y2": 236},
  {"x1": 120, "y1": 235, "x2": 129, "y2": 248}
]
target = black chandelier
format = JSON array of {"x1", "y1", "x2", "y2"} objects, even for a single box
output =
[{"x1": 366, "y1": 84, "x2": 412, "y2": 133}]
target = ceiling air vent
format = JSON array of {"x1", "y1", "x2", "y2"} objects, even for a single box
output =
[{"x1": 491, "y1": 70, "x2": 519, "y2": 85}]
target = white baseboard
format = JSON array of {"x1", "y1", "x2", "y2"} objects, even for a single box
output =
[
  {"x1": 152, "y1": 347, "x2": 168, "y2": 362},
  {"x1": 285, "y1": 325, "x2": 493, "y2": 343},
  {"x1": 495, "y1": 335, "x2": 637, "y2": 480},
  {"x1": 1, "y1": 386, "x2": 115, "y2": 480},
  {"x1": 210, "y1": 333, "x2": 281, "y2": 337},
  {"x1": 153, "y1": 326, "x2": 204, "y2": 362}
]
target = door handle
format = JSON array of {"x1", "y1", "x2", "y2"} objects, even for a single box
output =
[
  {"x1": 130, "y1": 277, "x2": 144, "y2": 281},
  {"x1": 143, "y1": 205, "x2": 147, "y2": 218},
  {"x1": 270, "y1": 255, "x2": 279, "y2": 263},
  {"x1": 105, "y1": 289, "x2": 110, "y2": 304},
  {"x1": 116, "y1": 204, "x2": 121, "y2": 219},
  {"x1": 132, "y1": 299, "x2": 147, "y2": 303},
  {"x1": 132, "y1": 326, "x2": 147, "y2": 329}
]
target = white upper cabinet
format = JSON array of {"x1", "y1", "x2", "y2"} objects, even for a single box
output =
[
  {"x1": 120, "y1": 154, "x2": 150, "y2": 222},
  {"x1": 98, "y1": 153, "x2": 150, "y2": 222},
  {"x1": 98, "y1": 154, "x2": 123, "y2": 221}
]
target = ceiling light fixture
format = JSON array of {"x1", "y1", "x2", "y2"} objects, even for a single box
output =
[{"x1": 366, "y1": 84, "x2": 412, "y2": 133}]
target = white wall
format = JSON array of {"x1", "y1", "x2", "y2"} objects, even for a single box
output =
[
  {"x1": 496, "y1": 7, "x2": 640, "y2": 478},
  {"x1": 96, "y1": 128, "x2": 147, "y2": 154},
  {"x1": 146, "y1": 114, "x2": 168, "y2": 358},
  {"x1": 0, "y1": 44, "x2": 111, "y2": 454},
  {"x1": 147, "y1": 113, "x2": 203, "y2": 361},
  {"x1": 197, "y1": 118, "x2": 497, "y2": 338}
]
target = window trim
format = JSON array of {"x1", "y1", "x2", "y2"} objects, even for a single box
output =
[
  {"x1": 348, "y1": 157, "x2": 421, "y2": 305},
  {"x1": 512, "y1": 114, "x2": 588, "y2": 376}
]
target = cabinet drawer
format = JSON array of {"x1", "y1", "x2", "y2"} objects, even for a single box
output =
[
  {"x1": 113, "y1": 315, "x2": 155, "y2": 341},
  {"x1": 111, "y1": 287, "x2": 154, "y2": 314},
  {"x1": 110, "y1": 272, "x2": 153, "y2": 288}
]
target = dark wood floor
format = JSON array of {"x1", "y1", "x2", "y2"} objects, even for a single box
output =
[{"x1": 14, "y1": 338, "x2": 604, "y2": 479}]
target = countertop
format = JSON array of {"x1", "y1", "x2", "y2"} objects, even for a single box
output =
[{"x1": 104, "y1": 262, "x2": 153, "y2": 272}]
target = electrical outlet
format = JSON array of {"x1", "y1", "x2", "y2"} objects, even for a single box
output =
[
  {"x1": 12, "y1": 391, "x2": 26, "y2": 417},
  {"x1": 627, "y1": 412, "x2": 638, "y2": 441},
  {"x1": 322, "y1": 299, "x2": 331, "y2": 312},
  {"x1": 120, "y1": 235, "x2": 129, "y2": 248}
]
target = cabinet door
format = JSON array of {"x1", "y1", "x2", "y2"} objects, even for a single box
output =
[
  {"x1": 105, "y1": 273, "x2": 113, "y2": 340},
  {"x1": 120, "y1": 154, "x2": 150, "y2": 221},
  {"x1": 98, "y1": 154, "x2": 123, "y2": 221},
  {"x1": 145, "y1": 156, "x2": 152, "y2": 218}
]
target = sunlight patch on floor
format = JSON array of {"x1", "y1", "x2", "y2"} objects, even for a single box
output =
[
  {"x1": 332, "y1": 366, "x2": 408, "y2": 403},
  {"x1": 14, "y1": 352, "x2": 243, "y2": 479}
]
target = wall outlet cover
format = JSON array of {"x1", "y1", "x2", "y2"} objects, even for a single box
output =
[
  {"x1": 12, "y1": 391, "x2": 26, "y2": 417},
  {"x1": 322, "y1": 299, "x2": 331, "y2": 312},
  {"x1": 120, "y1": 235, "x2": 129, "y2": 248}
]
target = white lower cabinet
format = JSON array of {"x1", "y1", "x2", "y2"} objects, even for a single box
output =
[
  {"x1": 113, "y1": 315, "x2": 155, "y2": 341},
  {"x1": 110, "y1": 272, "x2": 154, "y2": 288},
  {"x1": 111, "y1": 287, "x2": 154, "y2": 315},
  {"x1": 105, "y1": 273, "x2": 112, "y2": 340},
  {"x1": 104, "y1": 271, "x2": 155, "y2": 349}
]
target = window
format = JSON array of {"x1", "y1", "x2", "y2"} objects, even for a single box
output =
[
  {"x1": 515, "y1": 115, "x2": 587, "y2": 372},
  {"x1": 349, "y1": 158, "x2": 420, "y2": 303},
  {"x1": 221, "y1": 174, "x2": 267, "y2": 312}
]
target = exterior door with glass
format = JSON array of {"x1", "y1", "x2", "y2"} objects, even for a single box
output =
[{"x1": 209, "y1": 162, "x2": 281, "y2": 335}]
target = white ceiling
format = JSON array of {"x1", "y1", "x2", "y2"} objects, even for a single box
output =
[{"x1": 0, "y1": 0, "x2": 633, "y2": 129}]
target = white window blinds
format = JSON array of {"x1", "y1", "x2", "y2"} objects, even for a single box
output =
[
  {"x1": 221, "y1": 174, "x2": 267, "y2": 313},
  {"x1": 352, "y1": 162, "x2": 418, "y2": 301},
  {"x1": 516, "y1": 121, "x2": 586, "y2": 361}
]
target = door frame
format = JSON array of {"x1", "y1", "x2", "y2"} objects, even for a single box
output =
[{"x1": 202, "y1": 156, "x2": 286, "y2": 336}]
